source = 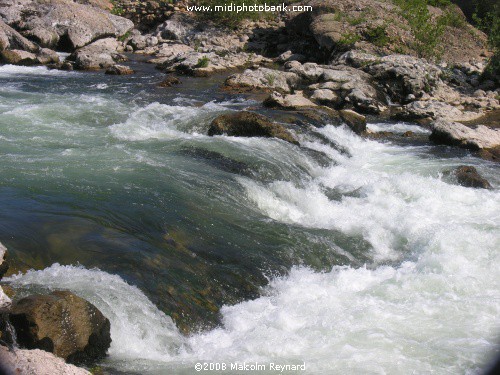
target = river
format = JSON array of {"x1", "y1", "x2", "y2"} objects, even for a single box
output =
[{"x1": 0, "y1": 63, "x2": 499, "y2": 374}]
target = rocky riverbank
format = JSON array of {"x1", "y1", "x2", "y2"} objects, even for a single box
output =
[{"x1": 1, "y1": 0, "x2": 497, "y2": 160}]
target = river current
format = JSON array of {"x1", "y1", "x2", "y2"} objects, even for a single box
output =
[{"x1": 0, "y1": 64, "x2": 499, "y2": 374}]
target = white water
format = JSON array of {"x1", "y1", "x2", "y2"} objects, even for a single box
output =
[
  {"x1": 6, "y1": 124, "x2": 500, "y2": 374},
  {"x1": 0, "y1": 64, "x2": 76, "y2": 77},
  {"x1": 367, "y1": 121, "x2": 431, "y2": 134}
]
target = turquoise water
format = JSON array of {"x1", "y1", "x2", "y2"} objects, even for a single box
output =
[{"x1": 1, "y1": 64, "x2": 499, "y2": 374}]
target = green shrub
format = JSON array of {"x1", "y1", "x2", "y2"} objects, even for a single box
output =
[
  {"x1": 265, "y1": 73, "x2": 276, "y2": 86},
  {"x1": 195, "y1": 56, "x2": 210, "y2": 68},
  {"x1": 393, "y1": 0, "x2": 448, "y2": 59},
  {"x1": 110, "y1": 1, "x2": 125, "y2": 16},
  {"x1": 338, "y1": 33, "x2": 361, "y2": 48},
  {"x1": 117, "y1": 30, "x2": 131, "y2": 43},
  {"x1": 441, "y1": 8, "x2": 467, "y2": 29},
  {"x1": 364, "y1": 25, "x2": 390, "y2": 47},
  {"x1": 426, "y1": 0, "x2": 451, "y2": 8},
  {"x1": 472, "y1": 3, "x2": 500, "y2": 78}
]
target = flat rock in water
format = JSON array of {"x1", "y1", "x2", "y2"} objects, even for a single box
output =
[
  {"x1": 430, "y1": 120, "x2": 500, "y2": 150},
  {"x1": 105, "y1": 64, "x2": 134, "y2": 75},
  {"x1": 9, "y1": 291, "x2": 111, "y2": 364}
]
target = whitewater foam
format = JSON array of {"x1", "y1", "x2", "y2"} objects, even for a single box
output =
[
  {"x1": 109, "y1": 101, "x2": 228, "y2": 141},
  {"x1": 367, "y1": 122, "x2": 431, "y2": 134},
  {"x1": 0, "y1": 65, "x2": 76, "y2": 77}
]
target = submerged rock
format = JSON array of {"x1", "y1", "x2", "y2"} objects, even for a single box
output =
[
  {"x1": 208, "y1": 111, "x2": 299, "y2": 145},
  {"x1": 453, "y1": 166, "x2": 492, "y2": 189},
  {"x1": 9, "y1": 291, "x2": 111, "y2": 364},
  {"x1": 158, "y1": 75, "x2": 181, "y2": 87}
]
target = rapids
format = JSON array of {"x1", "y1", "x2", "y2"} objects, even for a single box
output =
[{"x1": 1, "y1": 64, "x2": 499, "y2": 374}]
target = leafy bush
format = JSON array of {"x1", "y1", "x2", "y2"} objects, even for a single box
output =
[
  {"x1": 393, "y1": 0, "x2": 450, "y2": 59},
  {"x1": 338, "y1": 33, "x2": 361, "y2": 48},
  {"x1": 195, "y1": 56, "x2": 210, "y2": 68},
  {"x1": 473, "y1": 4, "x2": 500, "y2": 77},
  {"x1": 441, "y1": 8, "x2": 467, "y2": 29},
  {"x1": 426, "y1": 0, "x2": 451, "y2": 8},
  {"x1": 110, "y1": 0, "x2": 125, "y2": 16},
  {"x1": 364, "y1": 25, "x2": 390, "y2": 47}
]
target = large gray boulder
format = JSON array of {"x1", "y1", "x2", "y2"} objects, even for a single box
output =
[
  {"x1": 264, "y1": 91, "x2": 317, "y2": 109},
  {"x1": 430, "y1": 119, "x2": 500, "y2": 150},
  {"x1": 9, "y1": 291, "x2": 111, "y2": 364},
  {"x1": 156, "y1": 12, "x2": 197, "y2": 43},
  {"x1": 70, "y1": 37, "x2": 124, "y2": 70},
  {"x1": 0, "y1": 19, "x2": 38, "y2": 52},
  {"x1": 363, "y1": 54, "x2": 442, "y2": 103},
  {"x1": 285, "y1": 0, "x2": 488, "y2": 65},
  {"x1": 225, "y1": 68, "x2": 300, "y2": 93},
  {"x1": 0, "y1": 0, "x2": 133, "y2": 50},
  {"x1": 157, "y1": 51, "x2": 270, "y2": 77},
  {"x1": 287, "y1": 61, "x2": 384, "y2": 113}
]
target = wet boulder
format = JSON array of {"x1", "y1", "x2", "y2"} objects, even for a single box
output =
[
  {"x1": 9, "y1": 291, "x2": 111, "y2": 364},
  {"x1": 453, "y1": 166, "x2": 492, "y2": 189},
  {"x1": 208, "y1": 111, "x2": 299, "y2": 145},
  {"x1": 0, "y1": 49, "x2": 38, "y2": 65},
  {"x1": 36, "y1": 48, "x2": 60, "y2": 65},
  {"x1": 340, "y1": 109, "x2": 367, "y2": 134}
]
